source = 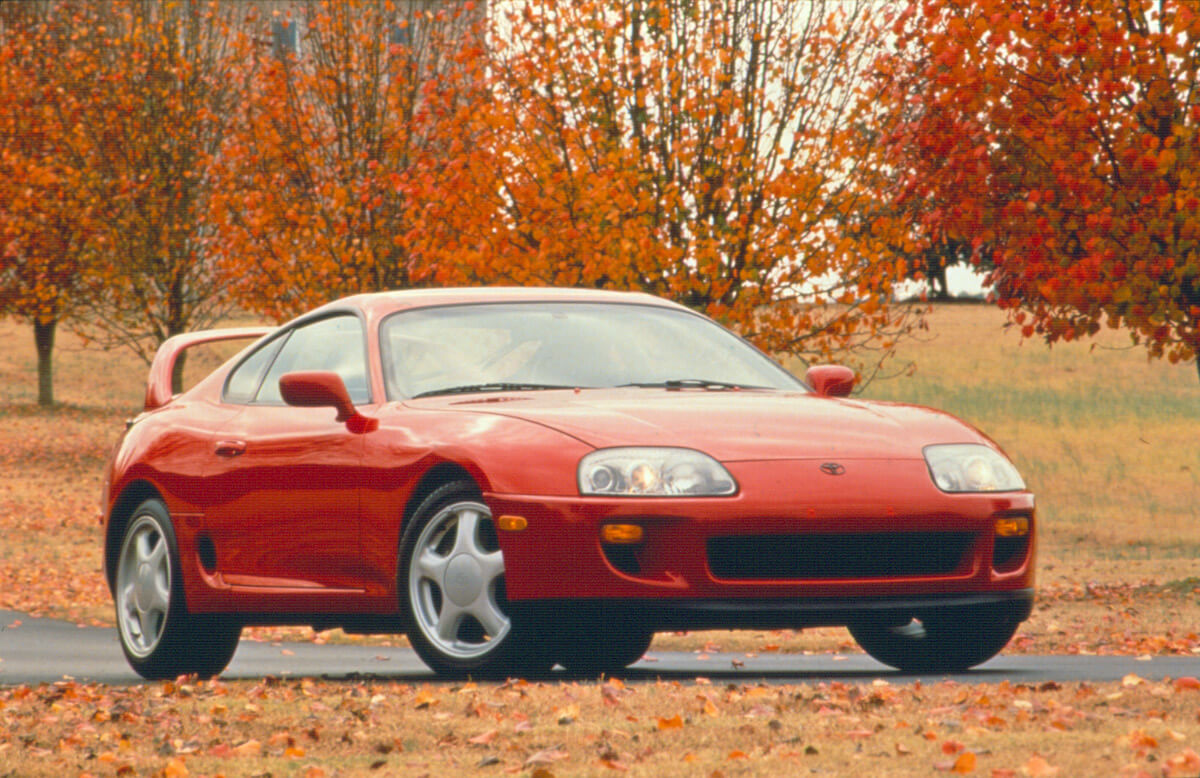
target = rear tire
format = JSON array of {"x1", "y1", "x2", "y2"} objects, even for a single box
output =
[
  {"x1": 848, "y1": 607, "x2": 1019, "y2": 672},
  {"x1": 114, "y1": 499, "x2": 240, "y2": 679}
]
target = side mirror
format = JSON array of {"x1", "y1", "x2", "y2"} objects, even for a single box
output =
[
  {"x1": 805, "y1": 365, "x2": 856, "y2": 398},
  {"x1": 279, "y1": 371, "x2": 377, "y2": 432}
]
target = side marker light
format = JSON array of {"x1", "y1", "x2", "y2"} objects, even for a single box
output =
[{"x1": 497, "y1": 515, "x2": 528, "y2": 532}]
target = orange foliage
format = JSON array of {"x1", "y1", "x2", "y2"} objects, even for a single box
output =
[
  {"x1": 410, "y1": 0, "x2": 919, "y2": 370},
  {"x1": 209, "y1": 0, "x2": 488, "y2": 322},
  {"x1": 0, "y1": 6, "x2": 86, "y2": 327},
  {"x1": 21, "y1": 0, "x2": 244, "y2": 368},
  {"x1": 0, "y1": 4, "x2": 94, "y2": 405},
  {"x1": 875, "y1": 0, "x2": 1200, "y2": 378}
]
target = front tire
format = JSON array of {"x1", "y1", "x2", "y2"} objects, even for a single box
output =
[
  {"x1": 848, "y1": 608, "x2": 1020, "y2": 672},
  {"x1": 399, "y1": 481, "x2": 549, "y2": 676},
  {"x1": 115, "y1": 499, "x2": 240, "y2": 679}
]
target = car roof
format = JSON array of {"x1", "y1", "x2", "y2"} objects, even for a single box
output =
[{"x1": 315, "y1": 286, "x2": 689, "y2": 318}]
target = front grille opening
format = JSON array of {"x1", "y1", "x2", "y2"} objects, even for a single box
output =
[{"x1": 707, "y1": 532, "x2": 973, "y2": 580}]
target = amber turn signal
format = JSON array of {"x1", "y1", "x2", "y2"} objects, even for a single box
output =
[
  {"x1": 601, "y1": 523, "x2": 644, "y2": 544},
  {"x1": 994, "y1": 517, "x2": 1029, "y2": 537},
  {"x1": 497, "y1": 515, "x2": 528, "y2": 532}
]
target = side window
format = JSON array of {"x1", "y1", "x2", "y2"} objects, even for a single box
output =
[
  {"x1": 224, "y1": 336, "x2": 286, "y2": 405},
  {"x1": 255, "y1": 316, "x2": 371, "y2": 405}
]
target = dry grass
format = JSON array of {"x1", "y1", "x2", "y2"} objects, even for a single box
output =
[{"x1": 5, "y1": 673, "x2": 1200, "y2": 777}]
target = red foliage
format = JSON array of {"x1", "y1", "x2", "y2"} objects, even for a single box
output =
[{"x1": 875, "y1": 0, "x2": 1200, "y2": 377}]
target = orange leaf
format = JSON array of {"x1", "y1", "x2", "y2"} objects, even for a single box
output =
[
  {"x1": 468, "y1": 729, "x2": 498, "y2": 746},
  {"x1": 656, "y1": 715, "x2": 684, "y2": 730},
  {"x1": 1173, "y1": 677, "x2": 1200, "y2": 692},
  {"x1": 953, "y1": 752, "x2": 977, "y2": 773},
  {"x1": 1021, "y1": 755, "x2": 1059, "y2": 777}
]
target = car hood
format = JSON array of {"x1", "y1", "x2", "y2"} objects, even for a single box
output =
[{"x1": 406, "y1": 389, "x2": 989, "y2": 461}]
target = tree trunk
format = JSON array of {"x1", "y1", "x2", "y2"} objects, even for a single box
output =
[
  {"x1": 33, "y1": 318, "x2": 56, "y2": 407},
  {"x1": 171, "y1": 351, "x2": 188, "y2": 395}
]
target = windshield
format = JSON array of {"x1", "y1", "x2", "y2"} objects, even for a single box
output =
[{"x1": 380, "y1": 302, "x2": 805, "y2": 399}]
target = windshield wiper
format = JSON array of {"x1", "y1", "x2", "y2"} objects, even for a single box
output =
[
  {"x1": 620, "y1": 379, "x2": 755, "y2": 391},
  {"x1": 413, "y1": 382, "x2": 571, "y2": 399}
]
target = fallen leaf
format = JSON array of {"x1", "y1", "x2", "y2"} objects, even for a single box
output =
[
  {"x1": 1021, "y1": 755, "x2": 1059, "y2": 777},
  {"x1": 232, "y1": 740, "x2": 261, "y2": 757},
  {"x1": 468, "y1": 729, "x2": 499, "y2": 746},
  {"x1": 656, "y1": 715, "x2": 684, "y2": 730},
  {"x1": 524, "y1": 747, "x2": 569, "y2": 766},
  {"x1": 1163, "y1": 748, "x2": 1200, "y2": 777}
]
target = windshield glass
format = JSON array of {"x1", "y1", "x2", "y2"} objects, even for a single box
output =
[{"x1": 380, "y1": 302, "x2": 805, "y2": 399}]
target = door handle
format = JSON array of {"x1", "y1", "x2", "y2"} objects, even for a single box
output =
[{"x1": 214, "y1": 440, "x2": 246, "y2": 457}]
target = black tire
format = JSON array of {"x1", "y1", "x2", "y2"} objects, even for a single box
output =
[
  {"x1": 848, "y1": 608, "x2": 1020, "y2": 672},
  {"x1": 552, "y1": 607, "x2": 654, "y2": 674},
  {"x1": 398, "y1": 481, "x2": 550, "y2": 677},
  {"x1": 114, "y1": 499, "x2": 241, "y2": 680}
]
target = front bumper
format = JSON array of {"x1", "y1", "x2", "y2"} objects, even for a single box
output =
[{"x1": 487, "y1": 459, "x2": 1036, "y2": 608}]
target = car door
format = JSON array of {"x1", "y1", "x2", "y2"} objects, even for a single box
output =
[{"x1": 202, "y1": 314, "x2": 372, "y2": 594}]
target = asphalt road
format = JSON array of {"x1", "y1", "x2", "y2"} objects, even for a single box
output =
[{"x1": 3, "y1": 609, "x2": 1199, "y2": 687}]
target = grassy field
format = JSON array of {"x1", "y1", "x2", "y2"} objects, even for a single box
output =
[{"x1": 2, "y1": 304, "x2": 1200, "y2": 776}]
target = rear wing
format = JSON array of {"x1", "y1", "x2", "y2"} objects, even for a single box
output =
[{"x1": 145, "y1": 327, "x2": 274, "y2": 411}]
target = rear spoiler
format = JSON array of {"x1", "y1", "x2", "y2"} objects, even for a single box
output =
[{"x1": 145, "y1": 327, "x2": 274, "y2": 411}]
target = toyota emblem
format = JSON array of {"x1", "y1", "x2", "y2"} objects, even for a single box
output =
[{"x1": 819, "y1": 462, "x2": 846, "y2": 476}]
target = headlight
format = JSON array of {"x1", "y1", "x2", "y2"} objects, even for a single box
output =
[
  {"x1": 579, "y1": 448, "x2": 737, "y2": 496},
  {"x1": 923, "y1": 444, "x2": 1025, "y2": 493}
]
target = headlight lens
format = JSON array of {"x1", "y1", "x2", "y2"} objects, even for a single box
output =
[
  {"x1": 579, "y1": 448, "x2": 737, "y2": 496},
  {"x1": 924, "y1": 444, "x2": 1025, "y2": 493}
]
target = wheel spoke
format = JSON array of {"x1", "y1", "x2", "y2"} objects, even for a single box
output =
[
  {"x1": 415, "y1": 548, "x2": 448, "y2": 583},
  {"x1": 119, "y1": 582, "x2": 139, "y2": 626},
  {"x1": 435, "y1": 600, "x2": 466, "y2": 642},
  {"x1": 150, "y1": 575, "x2": 170, "y2": 614},
  {"x1": 450, "y1": 509, "x2": 482, "y2": 557},
  {"x1": 146, "y1": 536, "x2": 167, "y2": 572},
  {"x1": 470, "y1": 592, "x2": 509, "y2": 638},
  {"x1": 477, "y1": 550, "x2": 504, "y2": 587},
  {"x1": 138, "y1": 607, "x2": 159, "y2": 647}
]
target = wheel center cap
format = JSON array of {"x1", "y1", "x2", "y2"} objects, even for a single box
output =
[{"x1": 444, "y1": 554, "x2": 483, "y2": 606}]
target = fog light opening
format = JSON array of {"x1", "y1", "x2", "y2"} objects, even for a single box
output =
[{"x1": 601, "y1": 523, "x2": 644, "y2": 544}]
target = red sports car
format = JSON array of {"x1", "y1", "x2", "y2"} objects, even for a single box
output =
[{"x1": 102, "y1": 287, "x2": 1035, "y2": 679}]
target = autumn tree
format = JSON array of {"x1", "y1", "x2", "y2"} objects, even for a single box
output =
[
  {"x1": 0, "y1": 4, "x2": 91, "y2": 406},
  {"x1": 877, "y1": 0, "x2": 1200, "y2": 379},
  {"x1": 44, "y1": 0, "x2": 242, "y2": 389},
  {"x1": 209, "y1": 0, "x2": 487, "y2": 321},
  {"x1": 408, "y1": 0, "x2": 920, "y2": 373}
]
